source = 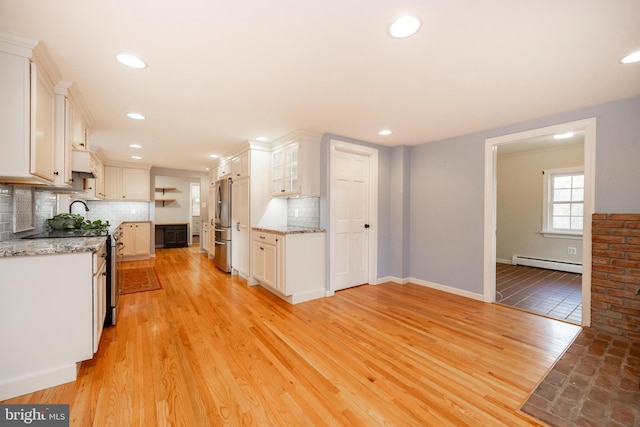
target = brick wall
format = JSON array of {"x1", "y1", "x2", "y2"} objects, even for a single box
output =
[{"x1": 591, "y1": 213, "x2": 640, "y2": 339}]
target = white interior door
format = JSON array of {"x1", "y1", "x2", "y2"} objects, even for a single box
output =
[{"x1": 331, "y1": 143, "x2": 375, "y2": 291}]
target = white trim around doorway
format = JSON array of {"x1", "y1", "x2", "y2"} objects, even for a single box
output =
[{"x1": 483, "y1": 118, "x2": 596, "y2": 327}]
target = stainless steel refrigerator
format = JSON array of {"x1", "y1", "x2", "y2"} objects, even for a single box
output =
[{"x1": 214, "y1": 177, "x2": 232, "y2": 272}]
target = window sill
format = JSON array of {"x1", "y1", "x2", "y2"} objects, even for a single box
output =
[{"x1": 541, "y1": 230, "x2": 583, "y2": 239}]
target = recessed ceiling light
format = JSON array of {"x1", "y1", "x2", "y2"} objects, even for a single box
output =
[
  {"x1": 126, "y1": 112, "x2": 145, "y2": 120},
  {"x1": 621, "y1": 50, "x2": 640, "y2": 64},
  {"x1": 129, "y1": 144, "x2": 142, "y2": 148},
  {"x1": 379, "y1": 129, "x2": 393, "y2": 136},
  {"x1": 131, "y1": 155, "x2": 142, "y2": 160},
  {"x1": 554, "y1": 132, "x2": 574, "y2": 140},
  {"x1": 116, "y1": 53, "x2": 147, "y2": 69},
  {"x1": 209, "y1": 154, "x2": 219, "y2": 158},
  {"x1": 389, "y1": 16, "x2": 421, "y2": 39},
  {"x1": 256, "y1": 136, "x2": 269, "y2": 142}
]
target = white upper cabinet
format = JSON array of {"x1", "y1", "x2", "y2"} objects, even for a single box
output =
[
  {"x1": 231, "y1": 150, "x2": 250, "y2": 179},
  {"x1": 0, "y1": 34, "x2": 61, "y2": 185},
  {"x1": 270, "y1": 130, "x2": 320, "y2": 197},
  {"x1": 53, "y1": 82, "x2": 93, "y2": 188},
  {"x1": 104, "y1": 163, "x2": 151, "y2": 201},
  {"x1": 217, "y1": 160, "x2": 231, "y2": 180}
]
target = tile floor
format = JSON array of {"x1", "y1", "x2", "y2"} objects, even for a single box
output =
[
  {"x1": 496, "y1": 264, "x2": 582, "y2": 324},
  {"x1": 521, "y1": 328, "x2": 640, "y2": 426}
]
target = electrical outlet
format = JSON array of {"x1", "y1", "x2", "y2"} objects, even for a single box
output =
[
  {"x1": 294, "y1": 208, "x2": 299, "y2": 217},
  {"x1": 568, "y1": 247, "x2": 577, "y2": 255}
]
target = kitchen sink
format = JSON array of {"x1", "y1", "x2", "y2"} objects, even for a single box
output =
[{"x1": 22, "y1": 229, "x2": 109, "y2": 239}]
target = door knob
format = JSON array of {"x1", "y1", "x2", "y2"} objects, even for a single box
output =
[{"x1": 364, "y1": 224, "x2": 370, "y2": 229}]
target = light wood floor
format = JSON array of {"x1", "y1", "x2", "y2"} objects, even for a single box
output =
[{"x1": 2, "y1": 246, "x2": 581, "y2": 426}]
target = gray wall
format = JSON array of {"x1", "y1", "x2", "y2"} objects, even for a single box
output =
[
  {"x1": 324, "y1": 95, "x2": 640, "y2": 294},
  {"x1": 410, "y1": 96, "x2": 640, "y2": 294}
]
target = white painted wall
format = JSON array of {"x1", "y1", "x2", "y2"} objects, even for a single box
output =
[{"x1": 154, "y1": 175, "x2": 200, "y2": 224}]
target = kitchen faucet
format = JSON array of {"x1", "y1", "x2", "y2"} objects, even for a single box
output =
[{"x1": 69, "y1": 200, "x2": 90, "y2": 213}]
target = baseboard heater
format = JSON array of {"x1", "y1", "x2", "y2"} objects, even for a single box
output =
[{"x1": 511, "y1": 255, "x2": 582, "y2": 274}]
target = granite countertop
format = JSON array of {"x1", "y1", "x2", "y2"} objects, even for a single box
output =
[
  {"x1": 252, "y1": 226, "x2": 325, "y2": 235},
  {"x1": 0, "y1": 236, "x2": 108, "y2": 257}
]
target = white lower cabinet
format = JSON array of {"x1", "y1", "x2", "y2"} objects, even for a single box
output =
[
  {"x1": 251, "y1": 229, "x2": 325, "y2": 304},
  {"x1": 93, "y1": 242, "x2": 108, "y2": 354},
  {"x1": 120, "y1": 222, "x2": 151, "y2": 259},
  {"x1": 252, "y1": 231, "x2": 278, "y2": 290},
  {"x1": 202, "y1": 223, "x2": 210, "y2": 253},
  {"x1": 0, "y1": 241, "x2": 108, "y2": 401}
]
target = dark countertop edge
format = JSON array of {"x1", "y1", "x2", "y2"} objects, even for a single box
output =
[
  {"x1": 252, "y1": 226, "x2": 325, "y2": 235},
  {"x1": 155, "y1": 222, "x2": 189, "y2": 226}
]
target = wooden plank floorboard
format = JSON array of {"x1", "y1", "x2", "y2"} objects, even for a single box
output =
[{"x1": 1, "y1": 247, "x2": 581, "y2": 426}]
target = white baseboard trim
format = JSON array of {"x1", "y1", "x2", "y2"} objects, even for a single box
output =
[
  {"x1": 375, "y1": 276, "x2": 410, "y2": 285},
  {"x1": 408, "y1": 277, "x2": 484, "y2": 301},
  {"x1": 0, "y1": 364, "x2": 77, "y2": 401},
  {"x1": 496, "y1": 258, "x2": 512, "y2": 265}
]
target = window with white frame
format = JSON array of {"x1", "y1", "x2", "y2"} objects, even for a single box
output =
[{"x1": 542, "y1": 167, "x2": 584, "y2": 238}]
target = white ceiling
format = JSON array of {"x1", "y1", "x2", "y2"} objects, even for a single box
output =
[{"x1": 1, "y1": 1, "x2": 639, "y2": 171}]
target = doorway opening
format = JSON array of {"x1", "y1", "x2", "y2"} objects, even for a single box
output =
[
  {"x1": 190, "y1": 183, "x2": 201, "y2": 246},
  {"x1": 483, "y1": 118, "x2": 596, "y2": 326}
]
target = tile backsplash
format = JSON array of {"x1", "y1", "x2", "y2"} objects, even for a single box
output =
[
  {"x1": 0, "y1": 185, "x2": 151, "y2": 242},
  {"x1": 0, "y1": 184, "x2": 57, "y2": 242},
  {"x1": 287, "y1": 196, "x2": 320, "y2": 229},
  {"x1": 85, "y1": 200, "x2": 150, "y2": 224}
]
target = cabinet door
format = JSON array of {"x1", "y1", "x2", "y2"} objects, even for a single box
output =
[
  {"x1": 134, "y1": 223, "x2": 150, "y2": 256},
  {"x1": 231, "y1": 178, "x2": 249, "y2": 276},
  {"x1": 69, "y1": 104, "x2": 87, "y2": 150},
  {"x1": 283, "y1": 143, "x2": 299, "y2": 194},
  {"x1": 30, "y1": 62, "x2": 56, "y2": 182},
  {"x1": 252, "y1": 241, "x2": 265, "y2": 282},
  {"x1": 104, "y1": 165, "x2": 121, "y2": 200},
  {"x1": 217, "y1": 161, "x2": 230, "y2": 179},
  {"x1": 120, "y1": 224, "x2": 135, "y2": 257},
  {"x1": 263, "y1": 243, "x2": 277, "y2": 290},
  {"x1": 202, "y1": 224, "x2": 210, "y2": 252},
  {"x1": 93, "y1": 259, "x2": 107, "y2": 353},
  {"x1": 122, "y1": 168, "x2": 150, "y2": 200},
  {"x1": 271, "y1": 148, "x2": 284, "y2": 194},
  {"x1": 95, "y1": 160, "x2": 105, "y2": 199},
  {"x1": 231, "y1": 151, "x2": 249, "y2": 179}
]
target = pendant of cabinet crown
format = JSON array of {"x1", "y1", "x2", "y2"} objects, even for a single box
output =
[
  {"x1": 0, "y1": 33, "x2": 62, "y2": 185},
  {"x1": 270, "y1": 130, "x2": 321, "y2": 197}
]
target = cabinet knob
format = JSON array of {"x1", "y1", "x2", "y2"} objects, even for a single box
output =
[{"x1": 54, "y1": 171, "x2": 59, "y2": 176}]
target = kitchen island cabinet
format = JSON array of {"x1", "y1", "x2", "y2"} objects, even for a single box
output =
[
  {"x1": 0, "y1": 237, "x2": 107, "y2": 401},
  {"x1": 251, "y1": 227, "x2": 325, "y2": 304}
]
